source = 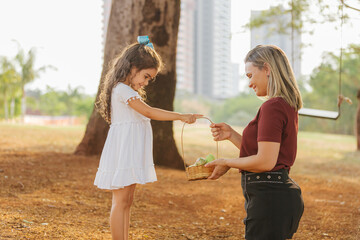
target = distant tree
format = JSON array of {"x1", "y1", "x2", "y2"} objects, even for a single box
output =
[
  {"x1": 246, "y1": 0, "x2": 355, "y2": 35},
  {"x1": 0, "y1": 57, "x2": 20, "y2": 120},
  {"x1": 14, "y1": 44, "x2": 55, "y2": 121},
  {"x1": 340, "y1": 0, "x2": 360, "y2": 12},
  {"x1": 60, "y1": 85, "x2": 95, "y2": 118},
  {"x1": 300, "y1": 45, "x2": 360, "y2": 134},
  {"x1": 75, "y1": 0, "x2": 184, "y2": 169},
  {"x1": 26, "y1": 86, "x2": 94, "y2": 118},
  {"x1": 74, "y1": 94, "x2": 95, "y2": 120},
  {"x1": 211, "y1": 93, "x2": 263, "y2": 126},
  {"x1": 39, "y1": 87, "x2": 67, "y2": 116},
  {"x1": 25, "y1": 89, "x2": 42, "y2": 115},
  {"x1": 245, "y1": 0, "x2": 357, "y2": 83},
  {"x1": 60, "y1": 85, "x2": 84, "y2": 115},
  {"x1": 357, "y1": 89, "x2": 360, "y2": 150}
]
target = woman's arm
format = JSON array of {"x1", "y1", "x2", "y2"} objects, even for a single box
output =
[
  {"x1": 210, "y1": 123, "x2": 243, "y2": 149},
  {"x1": 228, "y1": 131, "x2": 243, "y2": 150},
  {"x1": 128, "y1": 98, "x2": 202, "y2": 122},
  {"x1": 206, "y1": 141, "x2": 280, "y2": 173}
]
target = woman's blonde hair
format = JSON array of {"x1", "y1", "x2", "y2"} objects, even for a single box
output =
[
  {"x1": 96, "y1": 43, "x2": 163, "y2": 124},
  {"x1": 245, "y1": 45, "x2": 303, "y2": 111}
]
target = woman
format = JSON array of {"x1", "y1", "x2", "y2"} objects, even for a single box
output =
[{"x1": 205, "y1": 45, "x2": 304, "y2": 240}]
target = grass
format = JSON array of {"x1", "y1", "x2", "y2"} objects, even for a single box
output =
[{"x1": 0, "y1": 123, "x2": 85, "y2": 153}]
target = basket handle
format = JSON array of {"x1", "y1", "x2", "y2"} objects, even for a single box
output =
[{"x1": 180, "y1": 116, "x2": 219, "y2": 171}]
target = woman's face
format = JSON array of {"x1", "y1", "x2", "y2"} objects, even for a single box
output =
[
  {"x1": 245, "y1": 62, "x2": 269, "y2": 97},
  {"x1": 126, "y1": 67, "x2": 158, "y2": 90}
]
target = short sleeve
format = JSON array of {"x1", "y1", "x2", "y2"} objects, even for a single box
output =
[
  {"x1": 257, "y1": 99, "x2": 287, "y2": 143},
  {"x1": 115, "y1": 84, "x2": 141, "y2": 105}
]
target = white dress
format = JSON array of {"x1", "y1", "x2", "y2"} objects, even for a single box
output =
[{"x1": 94, "y1": 83, "x2": 157, "y2": 190}]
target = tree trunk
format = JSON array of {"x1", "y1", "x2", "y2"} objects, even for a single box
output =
[
  {"x1": 21, "y1": 86, "x2": 25, "y2": 123},
  {"x1": 357, "y1": 89, "x2": 360, "y2": 151},
  {"x1": 4, "y1": 91, "x2": 8, "y2": 121},
  {"x1": 75, "y1": 0, "x2": 184, "y2": 169},
  {"x1": 10, "y1": 98, "x2": 15, "y2": 120}
]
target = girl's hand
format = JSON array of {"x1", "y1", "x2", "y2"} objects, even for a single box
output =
[
  {"x1": 181, "y1": 114, "x2": 203, "y2": 124},
  {"x1": 210, "y1": 123, "x2": 233, "y2": 141},
  {"x1": 205, "y1": 159, "x2": 230, "y2": 180}
]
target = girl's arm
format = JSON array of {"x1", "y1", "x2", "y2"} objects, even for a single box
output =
[
  {"x1": 128, "y1": 98, "x2": 202, "y2": 122},
  {"x1": 206, "y1": 141, "x2": 280, "y2": 175}
]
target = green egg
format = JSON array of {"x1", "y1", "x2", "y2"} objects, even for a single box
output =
[
  {"x1": 195, "y1": 157, "x2": 207, "y2": 166},
  {"x1": 205, "y1": 154, "x2": 215, "y2": 163}
]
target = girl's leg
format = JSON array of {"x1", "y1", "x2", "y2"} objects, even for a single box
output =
[
  {"x1": 124, "y1": 185, "x2": 136, "y2": 239},
  {"x1": 110, "y1": 184, "x2": 136, "y2": 240}
]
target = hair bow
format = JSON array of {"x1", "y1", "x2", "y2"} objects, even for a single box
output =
[{"x1": 137, "y1": 35, "x2": 154, "y2": 49}]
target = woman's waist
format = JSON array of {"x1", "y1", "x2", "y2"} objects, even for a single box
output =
[{"x1": 241, "y1": 169, "x2": 289, "y2": 184}]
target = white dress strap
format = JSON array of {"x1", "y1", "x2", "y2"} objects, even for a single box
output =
[{"x1": 114, "y1": 83, "x2": 141, "y2": 104}]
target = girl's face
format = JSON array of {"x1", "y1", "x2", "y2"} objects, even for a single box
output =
[
  {"x1": 245, "y1": 62, "x2": 269, "y2": 97},
  {"x1": 126, "y1": 67, "x2": 158, "y2": 90}
]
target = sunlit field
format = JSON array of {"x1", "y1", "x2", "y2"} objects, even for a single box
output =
[{"x1": 1, "y1": 122, "x2": 359, "y2": 239}]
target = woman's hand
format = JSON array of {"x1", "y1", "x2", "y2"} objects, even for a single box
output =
[
  {"x1": 205, "y1": 159, "x2": 230, "y2": 180},
  {"x1": 181, "y1": 114, "x2": 203, "y2": 124},
  {"x1": 210, "y1": 122, "x2": 233, "y2": 141}
]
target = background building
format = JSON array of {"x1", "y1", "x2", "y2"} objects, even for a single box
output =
[
  {"x1": 176, "y1": 0, "x2": 196, "y2": 93},
  {"x1": 231, "y1": 63, "x2": 240, "y2": 94},
  {"x1": 250, "y1": 7, "x2": 301, "y2": 79},
  {"x1": 177, "y1": 0, "x2": 236, "y2": 99}
]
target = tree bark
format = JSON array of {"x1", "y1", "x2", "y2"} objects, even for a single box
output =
[
  {"x1": 21, "y1": 86, "x2": 25, "y2": 122},
  {"x1": 10, "y1": 98, "x2": 15, "y2": 120},
  {"x1": 75, "y1": 0, "x2": 184, "y2": 169},
  {"x1": 4, "y1": 91, "x2": 8, "y2": 121},
  {"x1": 357, "y1": 89, "x2": 360, "y2": 151}
]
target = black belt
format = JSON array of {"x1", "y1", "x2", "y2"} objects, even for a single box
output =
[{"x1": 241, "y1": 169, "x2": 289, "y2": 184}]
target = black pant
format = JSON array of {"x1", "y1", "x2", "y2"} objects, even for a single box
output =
[{"x1": 241, "y1": 169, "x2": 304, "y2": 240}]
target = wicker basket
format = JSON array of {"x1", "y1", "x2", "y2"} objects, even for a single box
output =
[
  {"x1": 181, "y1": 117, "x2": 218, "y2": 181},
  {"x1": 185, "y1": 165, "x2": 215, "y2": 181}
]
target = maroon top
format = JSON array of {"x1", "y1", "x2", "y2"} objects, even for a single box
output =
[{"x1": 240, "y1": 97, "x2": 298, "y2": 171}]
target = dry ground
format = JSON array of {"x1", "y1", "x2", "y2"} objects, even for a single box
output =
[{"x1": 0, "y1": 122, "x2": 359, "y2": 239}]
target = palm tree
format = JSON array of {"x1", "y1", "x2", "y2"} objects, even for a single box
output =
[
  {"x1": 0, "y1": 57, "x2": 20, "y2": 120},
  {"x1": 14, "y1": 44, "x2": 54, "y2": 122}
]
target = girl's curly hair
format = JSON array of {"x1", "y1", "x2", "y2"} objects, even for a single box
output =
[{"x1": 96, "y1": 43, "x2": 163, "y2": 124}]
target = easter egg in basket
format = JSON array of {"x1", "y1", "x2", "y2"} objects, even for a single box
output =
[{"x1": 186, "y1": 154, "x2": 215, "y2": 181}]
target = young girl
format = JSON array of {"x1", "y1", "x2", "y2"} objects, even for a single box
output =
[{"x1": 94, "y1": 36, "x2": 201, "y2": 240}]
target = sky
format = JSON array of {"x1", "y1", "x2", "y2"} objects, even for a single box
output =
[
  {"x1": 0, "y1": 0, "x2": 359, "y2": 95},
  {"x1": 0, "y1": 0, "x2": 103, "y2": 95}
]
